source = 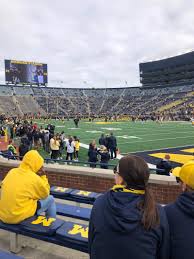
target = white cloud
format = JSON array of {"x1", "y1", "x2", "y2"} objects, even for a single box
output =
[{"x1": 0, "y1": 0, "x2": 194, "y2": 87}]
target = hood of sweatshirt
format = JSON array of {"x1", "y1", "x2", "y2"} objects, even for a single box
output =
[
  {"x1": 104, "y1": 185, "x2": 144, "y2": 233},
  {"x1": 19, "y1": 150, "x2": 44, "y2": 173},
  {"x1": 176, "y1": 192, "x2": 194, "y2": 217}
]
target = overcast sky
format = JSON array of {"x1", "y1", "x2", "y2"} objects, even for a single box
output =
[{"x1": 0, "y1": 0, "x2": 194, "y2": 88}]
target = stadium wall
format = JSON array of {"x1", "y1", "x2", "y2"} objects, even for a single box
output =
[{"x1": 0, "y1": 158, "x2": 181, "y2": 204}]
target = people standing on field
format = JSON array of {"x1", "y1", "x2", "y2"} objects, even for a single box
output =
[
  {"x1": 74, "y1": 136, "x2": 80, "y2": 161},
  {"x1": 99, "y1": 134, "x2": 106, "y2": 146},
  {"x1": 98, "y1": 132, "x2": 118, "y2": 160},
  {"x1": 88, "y1": 142, "x2": 98, "y2": 168},
  {"x1": 108, "y1": 132, "x2": 117, "y2": 159},
  {"x1": 74, "y1": 117, "x2": 79, "y2": 128},
  {"x1": 97, "y1": 145, "x2": 110, "y2": 169},
  {"x1": 59, "y1": 132, "x2": 65, "y2": 158},
  {"x1": 65, "y1": 137, "x2": 75, "y2": 161},
  {"x1": 19, "y1": 138, "x2": 29, "y2": 160},
  {"x1": 44, "y1": 131, "x2": 50, "y2": 153},
  {"x1": 50, "y1": 135, "x2": 60, "y2": 160},
  {"x1": 33, "y1": 129, "x2": 41, "y2": 149}
]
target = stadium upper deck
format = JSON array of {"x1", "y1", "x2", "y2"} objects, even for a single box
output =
[{"x1": 140, "y1": 51, "x2": 194, "y2": 87}]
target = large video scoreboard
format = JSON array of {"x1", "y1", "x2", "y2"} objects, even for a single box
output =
[{"x1": 5, "y1": 59, "x2": 48, "y2": 86}]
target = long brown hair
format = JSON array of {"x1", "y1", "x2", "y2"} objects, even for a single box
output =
[{"x1": 118, "y1": 155, "x2": 160, "y2": 230}]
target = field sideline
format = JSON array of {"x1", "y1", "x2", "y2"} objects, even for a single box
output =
[{"x1": 34, "y1": 119, "x2": 194, "y2": 167}]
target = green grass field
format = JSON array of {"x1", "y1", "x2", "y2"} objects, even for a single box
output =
[{"x1": 34, "y1": 119, "x2": 194, "y2": 166}]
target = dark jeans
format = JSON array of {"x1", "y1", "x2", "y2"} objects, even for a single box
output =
[
  {"x1": 45, "y1": 142, "x2": 50, "y2": 153},
  {"x1": 66, "y1": 152, "x2": 73, "y2": 160},
  {"x1": 100, "y1": 162, "x2": 108, "y2": 169},
  {"x1": 74, "y1": 151, "x2": 79, "y2": 159},
  {"x1": 89, "y1": 160, "x2": 97, "y2": 168},
  {"x1": 51, "y1": 150, "x2": 59, "y2": 159},
  {"x1": 110, "y1": 147, "x2": 117, "y2": 159}
]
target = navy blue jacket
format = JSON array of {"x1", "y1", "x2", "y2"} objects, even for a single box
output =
[
  {"x1": 108, "y1": 135, "x2": 117, "y2": 148},
  {"x1": 165, "y1": 192, "x2": 194, "y2": 259},
  {"x1": 99, "y1": 137, "x2": 106, "y2": 146},
  {"x1": 88, "y1": 149, "x2": 98, "y2": 162},
  {"x1": 156, "y1": 160, "x2": 172, "y2": 176},
  {"x1": 89, "y1": 190, "x2": 169, "y2": 259}
]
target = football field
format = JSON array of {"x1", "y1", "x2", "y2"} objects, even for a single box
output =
[{"x1": 35, "y1": 119, "x2": 194, "y2": 167}]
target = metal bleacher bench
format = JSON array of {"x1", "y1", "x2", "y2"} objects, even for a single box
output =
[{"x1": 0, "y1": 186, "x2": 102, "y2": 254}]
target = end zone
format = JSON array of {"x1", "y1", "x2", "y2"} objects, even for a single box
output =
[{"x1": 131, "y1": 145, "x2": 194, "y2": 167}]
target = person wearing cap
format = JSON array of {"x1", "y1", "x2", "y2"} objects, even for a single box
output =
[
  {"x1": 89, "y1": 155, "x2": 169, "y2": 259},
  {"x1": 165, "y1": 161, "x2": 194, "y2": 259},
  {"x1": 0, "y1": 150, "x2": 56, "y2": 224},
  {"x1": 156, "y1": 154, "x2": 172, "y2": 176}
]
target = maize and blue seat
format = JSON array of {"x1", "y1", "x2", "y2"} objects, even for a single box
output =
[
  {"x1": 50, "y1": 186, "x2": 102, "y2": 204},
  {"x1": 56, "y1": 203, "x2": 91, "y2": 221},
  {"x1": 0, "y1": 215, "x2": 88, "y2": 253}
]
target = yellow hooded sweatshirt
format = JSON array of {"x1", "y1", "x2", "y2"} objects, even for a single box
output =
[{"x1": 0, "y1": 150, "x2": 50, "y2": 224}]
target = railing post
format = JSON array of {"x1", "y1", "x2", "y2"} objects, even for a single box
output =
[{"x1": 10, "y1": 232, "x2": 21, "y2": 253}]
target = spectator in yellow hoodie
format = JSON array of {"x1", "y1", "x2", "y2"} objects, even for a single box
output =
[
  {"x1": 74, "y1": 136, "x2": 80, "y2": 161},
  {"x1": 0, "y1": 150, "x2": 56, "y2": 224}
]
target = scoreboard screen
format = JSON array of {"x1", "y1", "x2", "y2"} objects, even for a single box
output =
[{"x1": 5, "y1": 59, "x2": 48, "y2": 85}]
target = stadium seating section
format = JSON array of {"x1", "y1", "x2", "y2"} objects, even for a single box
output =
[{"x1": 0, "y1": 84, "x2": 194, "y2": 118}]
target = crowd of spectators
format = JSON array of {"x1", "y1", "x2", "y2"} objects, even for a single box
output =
[
  {"x1": 0, "y1": 84, "x2": 194, "y2": 120},
  {"x1": 1, "y1": 84, "x2": 194, "y2": 258},
  {"x1": 0, "y1": 118, "x2": 118, "y2": 169}
]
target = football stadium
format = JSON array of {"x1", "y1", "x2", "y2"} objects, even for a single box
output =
[{"x1": 1, "y1": 1, "x2": 194, "y2": 259}]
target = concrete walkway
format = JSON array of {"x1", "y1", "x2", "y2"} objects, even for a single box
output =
[{"x1": 0, "y1": 230, "x2": 89, "y2": 259}]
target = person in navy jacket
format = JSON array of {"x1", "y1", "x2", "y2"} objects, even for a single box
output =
[
  {"x1": 88, "y1": 143, "x2": 98, "y2": 168},
  {"x1": 89, "y1": 155, "x2": 169, "y2": 259},
  {"x1": 165, "y1": 162, "x2": 194, "y2": 259},
  {"x1": 156, "y1": 154, "x2": 172, "y2": 176}
]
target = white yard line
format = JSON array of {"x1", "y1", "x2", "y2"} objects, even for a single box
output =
[
  {"x1": 80, "y1": 143, "x2": 89, "y2": 149},
  {"x1": 127, "y1": 131, "x2": 194, "y2": 138},
  {"x1": 118, "y1": 135, "x2": 194, "y2": 145},
  {"x1": 73, "y1": 129, "x2": 194, "y2": 142},
  {"x1": 123, "y1": 128, "x2": 192, "y2": 133}
]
